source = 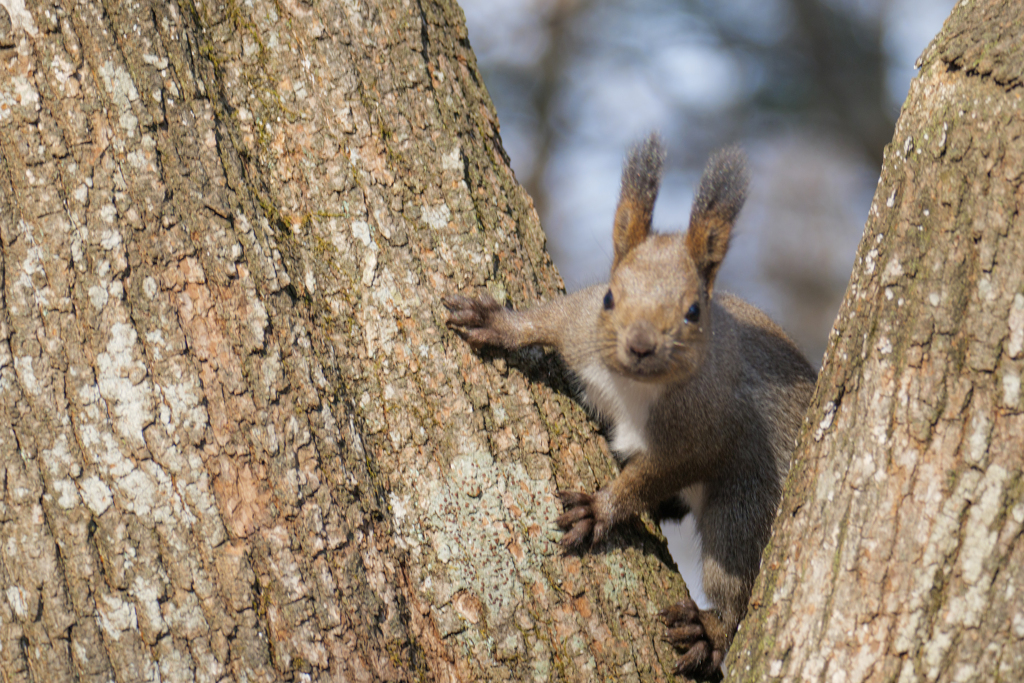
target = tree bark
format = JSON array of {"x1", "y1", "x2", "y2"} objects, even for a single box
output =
[
  {"x1": 0, "y1": 0, "x2": 690, "y2": 681},
  {"x1": 729, "y1": 1, "x2": 1024, "y2": 681}
]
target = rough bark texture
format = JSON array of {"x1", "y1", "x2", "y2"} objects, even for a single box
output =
[
  {"x1": 729, "y1": 1, "x2": 1024, "y2": 681},
  {"x1": 0, "y1": 0, "x2": 689, "y2": 681}
]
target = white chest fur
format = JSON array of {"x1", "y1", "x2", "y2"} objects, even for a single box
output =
[{"x1": 577, "y1": 362, "x2": 665, "y2": 462}]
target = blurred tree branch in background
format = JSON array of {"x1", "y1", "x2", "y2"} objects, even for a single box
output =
[
  {"x1": 523, "y1": 0, "x2": 587, "y2": 223},
  {"x1": 469, "y1": 0, "x2": 911, "y2": 221},
  {"x1": 717, "y1": 0, "x2": 893, "y2": 166}
]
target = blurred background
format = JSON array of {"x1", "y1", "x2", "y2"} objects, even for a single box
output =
[{"x1": 459, "y1": 0, "x2": 954, "y2": 604}]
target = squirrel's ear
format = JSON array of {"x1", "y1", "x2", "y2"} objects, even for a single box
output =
[
  {"x1": 612, "y1": 134, "x2": 665, "y2": 269},
  {"x1": 685, "y1": 146, "x2": 748, "y2": 294}
]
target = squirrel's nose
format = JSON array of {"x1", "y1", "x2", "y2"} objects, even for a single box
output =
[{"x1": 626, "y1": 324, "x2": 657, "y2": 360}]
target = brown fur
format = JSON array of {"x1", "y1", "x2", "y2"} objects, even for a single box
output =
[
  {"x1": 684, "y1": 146, "x2": 747, "y2": 293},
  {"x1": 612, "y1": 135, "x2": 665, "y2": 269},
  {"x1": 444, "y1": 137, "x2": 815, "y2": 679}
]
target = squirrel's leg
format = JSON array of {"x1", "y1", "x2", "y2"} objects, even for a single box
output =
[
  {"x1": 664, "y1": 489, "x2": 760, "y2": 680},
  {"x1": 443, "y1": 286, "x2": 603, "y2": 352},
  {"x1": 557, "y1": 450, "x2": 684, "y2": 549}
]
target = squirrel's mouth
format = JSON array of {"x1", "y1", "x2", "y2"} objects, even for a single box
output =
[
  {"x1": 617, "y1": 353, "x2": 675, "y2": 381},
  {"x1": 610, "y1": 339, "x2": 701, "y2": 383}
]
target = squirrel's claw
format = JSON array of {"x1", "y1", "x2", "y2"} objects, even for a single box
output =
[
  {"x1": 671, "y1": 643, "x2": 722, "y2": 680},
  {"x1": 559, "y1": 518, "x2": 594, "y2": 549},
  {"x1": 660, "y1": 600, "x2": 699, "y2": 624},
  {"x1": 664, "y1": 622, "x2": 704, "y2": 644},
  {"x1": 556, "y1": 491, "x2": 592, "y2": 507},
  {"x1": 662, "y1": 598, "x2": 725, "y2": 680},
  {"x1": 443, "y1": 294, "x2": 496, "y2": 320},
  {"x1": 555, "y1": 490, "x2": 604, "y2": 549},
  {"x1": 443, "y1": 294, "x2": 505, "y2": 347},
  {"x1": 555, "y1": 504, "x2": 592, "y2": 529}
]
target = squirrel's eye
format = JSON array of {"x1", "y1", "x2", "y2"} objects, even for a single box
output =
[
  {"x1": 685, "y1": 303, "x2": 700, "y2": 323},
  {"x1": 603, "y1": 290, "x2": 615, "y2": 311}
]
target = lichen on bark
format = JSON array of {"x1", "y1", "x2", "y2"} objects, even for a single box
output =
[{"x1": 0, "y1": 0, "x2": 689, "y2": 680}]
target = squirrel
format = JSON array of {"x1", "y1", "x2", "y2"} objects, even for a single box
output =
[{"x1": 444, "y1": 134, "x2": 816, "y2": 679}]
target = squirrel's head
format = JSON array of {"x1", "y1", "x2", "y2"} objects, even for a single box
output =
[{"x1": 597, "y1": 136, "x2": 748, "y2": 384}]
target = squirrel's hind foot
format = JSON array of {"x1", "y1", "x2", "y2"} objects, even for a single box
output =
[{"x1": 661, "y1": 599, "x2": 725, "y2": 681}]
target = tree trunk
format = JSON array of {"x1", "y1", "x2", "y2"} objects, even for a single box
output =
[
  {"x1": 729, "y1": 1, "x2": 1024, "y2": 681},
  {"x1": 0, "y1": 0, "x2": 690, "y2": 681}
]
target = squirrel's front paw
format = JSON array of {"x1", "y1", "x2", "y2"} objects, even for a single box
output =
[
  {"x1": 556, "y1": 491, "x2": 611, "y2": 549},
  {"x1": 443, "y1": 294, "x2": 507, "y2": 347},
  {"x1": 661, "y1": 599, "x2": 725, "y2": 680}
]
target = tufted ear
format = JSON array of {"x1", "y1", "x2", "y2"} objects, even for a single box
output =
[
  {"x1": 612, "y1": 134, "x2": 665, "y2": 270},
  {"x1": 684, "y1": 146, "x2": 748, "y2": 294}
]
